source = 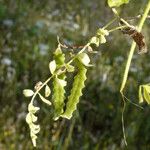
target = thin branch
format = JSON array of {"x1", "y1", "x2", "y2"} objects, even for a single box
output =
[
  {"x1": 120, "y1": 0, "x2": 150, "y2": 92},
  {"x1": 126, "y1": 15, "x2": 150, "y2": 21},
  {"x1": 31, "y1": 76, "x2": 53, "y2": 103}
]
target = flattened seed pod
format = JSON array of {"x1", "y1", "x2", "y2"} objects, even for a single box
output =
[
  {"x1": 52, "y1": 75, "x2": 66, "y2": 120},
  {"x1": 61, "y1": 61, "x2": 87, "y2": 119}
]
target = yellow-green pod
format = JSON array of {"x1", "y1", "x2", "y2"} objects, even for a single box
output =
[
  {"x1": 52, "y1": 74, "x2": 66, "y2": 120},
  {"x1": 52, "y1": 46, "x2": 66, "y2": 120},
  {"x1": 61, "y1": 61, "x2": 87, "y2": 119}
]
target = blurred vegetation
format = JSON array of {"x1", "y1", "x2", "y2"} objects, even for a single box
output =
[{"x1": 0, "y1": 0, "x2": 150, "y2": 149}]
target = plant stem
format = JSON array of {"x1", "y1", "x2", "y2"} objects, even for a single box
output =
[
  {"x1": 103, "y1": 18, "x2": 117, "y2": 29},
  {"x1": 120, "y1": 18, "x2": 132, "y2": 27},
  {"x1": 120, "y1": 42, "x2": 136, "y2": 92},
  {"x1": 31, "y1": 42, "x2": 91, "y2": 103},
  {"x1": 120, "y1": 0, "x2": 150, "y2": 92},
  {"x1": 78, "y1": 43, "x2": 90, "y2": 54},
  {"x1": 109, "y1": 25, "x2": 127, "y2": 33},
  {"x1": 66, "y1": 42, "x2": 91, "y2": 65},
  {"x1": 138, "y1": 2, "x2": 150, "y2": 32},
  {"x1": 119, "y1": 0, "x2": 150, "y2": 146}
]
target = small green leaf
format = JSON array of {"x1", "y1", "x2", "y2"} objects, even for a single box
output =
[
  {"x1": 89, "y1": 36, "x2": 100, "y2": 47},
  {"x1": 30, "y1": 132, "x2": 37, "y2": 147},
  {"x1": 26, "y1": 113, "x2": 32, "y2": 124},
  {"x1": 45, "y1": 85, "x2": 51, "y2": 97},
  {"x1": 31, "y1": 114, "x2": 38, "y2": 123},
  {"x1": 23, "y1": 89, "x2": 34, "y2": 97},
  {"x1": 144, "y1": 85, "x2": 150, "y2": 93},
  {"x1": 65, "y1": 64, "x2": 75, "y2": 72},
  {"x1": 97, "y1": 28, "x2": 109, "y2": 36},
  {"x1": 86, "y1": 64, "x2": 94, "y2": 67},
  {"x1": 30, "y1": 132, "x2": 38, "y2": 139},
  {"x1": 100, "y1": 35, "x2": 106, "y2": 44},
  {"x1": 49, "y1": 60, "x2": 56, "y2": 74},
  {"x1": 31, "y1": 128, "x2": 40, "y2": 135},
  {"x1": 26, "y1": 113, "x2": 37, "y2": 124},
  {"x1": 143, "y1": 88, "x2": 150, "y2": 104},
  {"x1": 54, "y1": 46, "x2": 62, "y2": 55},
  {"x1": 108, "y1": 0, "x2": 129, "y2": 8},
  {"x1": 77, "y1": 53, "x2": 90, "y2": 66},
  {"x1": 58, "y1": 78, "x2": 67, "y2": 87},
  {"x1": 28, "y1": 103, "x2": 40, "y2": 113},
  {"x1": 139, "y1": 86, "x2": 143, "y2": 103},
  {"x1": 30, "y1": 124, "x2": 40, "y2": 131},
  {"x1": 29, "y1": 123, "x2": 40, "y2": 147},
  {"x1": 38, "y1": 93, "x2": 51, "y2": 105}
]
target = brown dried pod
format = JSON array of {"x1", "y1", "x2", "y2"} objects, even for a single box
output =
[{"x1": 120, "y1": 21, "x2": 147, "y2": 54}]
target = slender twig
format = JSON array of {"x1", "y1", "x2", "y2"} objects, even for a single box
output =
[
  {"x1": 120, "y1": 93, "x2": 127, "y2": 146},
  {"x1": 108, "y1": 25, "x2": 128, "y2": 33},
  {"x1": 119, "y1": 0, "x2": 150, "y2": 146},
  {"x1": 57, "y1": 36, "x2": 68, "y2": 49},
  {"x1": 103, "y1": 18, "x2": 117, "y2": 29},
  {"x1": 120, "y1": 0, "x2": 150, "y2": 92},
  {"x1": 126, "y1": 15, "x2": 150, "y2": 21},
  {"x1": 78, "y1": 43, "x2": 90, "y2": 54},
  {"x1": 31, "y1": 76, "x2": 53, "y2": 103},
  {"x1": 123, "y1": 94, "x2": 144, "y2": 109}
]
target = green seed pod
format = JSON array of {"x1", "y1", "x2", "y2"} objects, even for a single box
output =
[
  {"x1": 61, "y1": 60, "x2": 87, "y2": 119},
  {"x1": 52, "y1": 74, "x2": 66, "y2": 120},
  {"x1": 52, "y1": 45, "x2": 67, "y2": 120}
]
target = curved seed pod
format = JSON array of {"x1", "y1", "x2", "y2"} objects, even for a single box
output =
[
  {"x1": 61, "y1": 61, "x2": 87, "y2": 119},
  {"x1": 52, "y1": 74, "x2": 66, "y2": 120},
  {"x1": 52, "y1": 45, "x2": 67, "y2": 120}
]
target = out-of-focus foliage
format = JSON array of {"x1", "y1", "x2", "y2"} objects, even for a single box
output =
[
  {"x1": 108, "y1": 0, "x2": 129, "y2": 8},
  {"x1": 0, "y1": 0, "x2": 150, "y2": 149}
]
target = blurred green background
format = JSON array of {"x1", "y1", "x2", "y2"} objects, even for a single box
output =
[{"x1": 0, "y1": 0, "x2": 150, "y2": 149}]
